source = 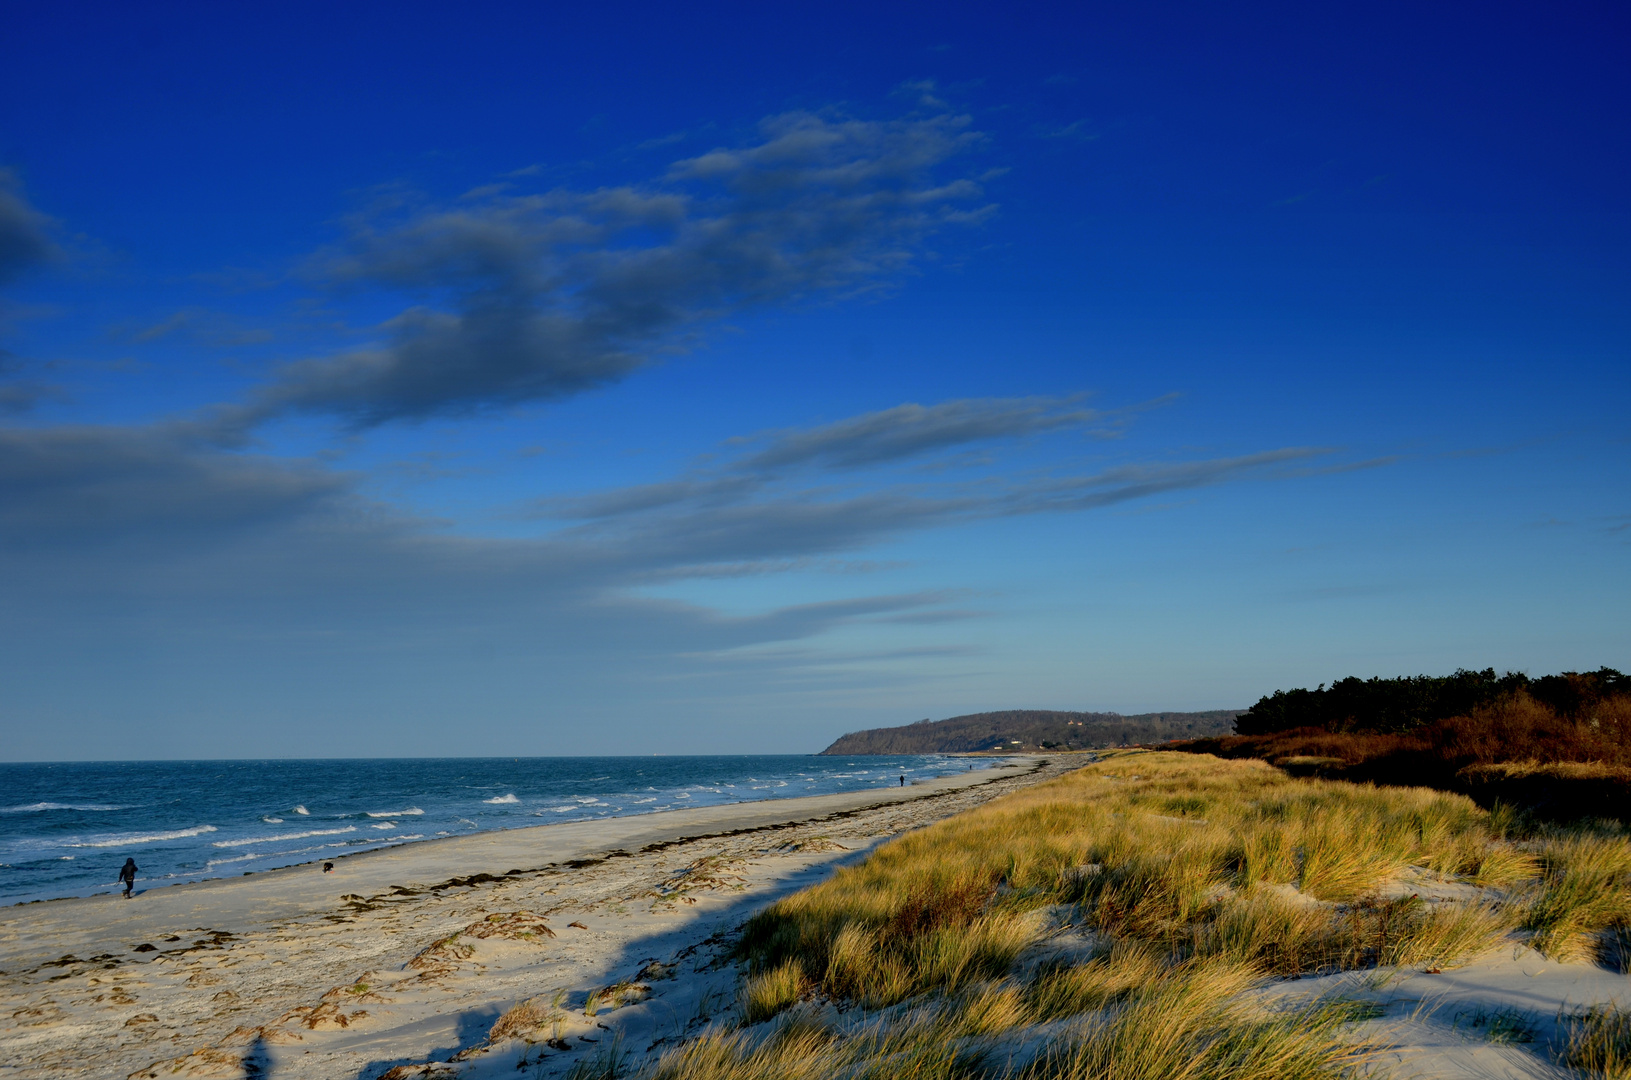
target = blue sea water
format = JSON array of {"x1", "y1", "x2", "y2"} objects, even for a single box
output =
[{"x1": 0, "y1": 755, "x2": 1000, "y2": 904}]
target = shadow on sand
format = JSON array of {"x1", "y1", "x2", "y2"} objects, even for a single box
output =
[{"x1": 344, "y1": 842, "x2": 883, "y2": 1080}]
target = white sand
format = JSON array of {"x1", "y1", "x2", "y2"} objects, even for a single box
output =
[{"x1": 0, "y1": 758, "x2": 1067, "y2": 1079}]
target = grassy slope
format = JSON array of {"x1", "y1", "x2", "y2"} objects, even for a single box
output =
[{"x1": 581, "y1": 752, "x2": 1631, "y2": 1080}]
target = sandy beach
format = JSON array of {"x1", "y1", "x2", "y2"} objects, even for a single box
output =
[
  {"x1": 6, "y1": 750, "x2": 1630, "y2": 1080},
  {"x1": 0, "y1": 757, "x2": 1072, "y2": 1079}
]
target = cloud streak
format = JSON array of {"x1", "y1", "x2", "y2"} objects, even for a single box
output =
[
  {"x1": 538, "y1": 400, "x2": 1333, "y2": 577},
  {"x1": 545, "y1": 395, "x2": 1131, "y2": 521},
  {"x1": 0, "y1": 169, "x2": 54, "y2": 286},
  {"x1": 247, "y1": 112, "x2": 990, "y2": 427},
  {"x1": 738, "y1": 396, "x2": 1102, "y2": 471}
]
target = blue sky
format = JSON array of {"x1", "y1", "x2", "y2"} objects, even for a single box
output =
[{"x1": 0, "y1": 2, "x2": 1626, "y2": 759}]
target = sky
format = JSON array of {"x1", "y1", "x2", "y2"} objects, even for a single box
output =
[{"x1": 0, "y1": 2, "x2": 1626, "y2": 760}]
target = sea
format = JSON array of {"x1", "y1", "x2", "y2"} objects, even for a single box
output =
[{"x1": 0, "y1": 754, "x2": 1004, "y2": 905}]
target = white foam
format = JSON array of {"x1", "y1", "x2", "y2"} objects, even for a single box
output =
[
  {"x1": 292, "y1": 805, "x2": 310, "y2": 815},
  {"x1": 483, "y1": 793, "x2": 520, "y2": 804},
  {"x1": 631, "y1": 797, "x2": 657, "y2": 804},
  {"x1": 205, "y1": 853, "x2": 262, "y2": 868},
  {"x1": 211, "y1": 826, "x2": 355, "y2": 847},
  {"x1": 551, "y1": 805, "x2": 576, "y2": 812},
  {"x1": 2, "y1": 801, "x2": 131, "y2": 813},
  {"x1": 261, "y1": 816, "x2": 284, "y2": 823},
  {"x1": 366, "y1": 807, "x2": 423, "y2": 817},
  {"x1": 69, "y1": 825, "x2": 217, "y2": 848},
  {"x1": 371, "y1": 822, "x2": 397, "y2": 829}
]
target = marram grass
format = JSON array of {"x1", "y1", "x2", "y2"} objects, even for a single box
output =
[
  {"x1": 1561, "y1": 1005, "x2": 1631, "y2": 1079},
  {"x1": 737, "y1": 752, "x2": 1571, "y2": 1002},
  {"x1": 610, "y1": 752, "x2": 1631, "y2": 1080}
]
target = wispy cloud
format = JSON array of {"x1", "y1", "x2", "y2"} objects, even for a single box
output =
[
  {"x1": 122, "y1": 308, "x2": 275, "y2": 347},
  {"x1": 545, "y1": 394, "x2": 1154, "y2": 522},
  {"x1": 737, "y1": 396, "x2": 1102, "y2": 471},
  {"x1": 535, "y1": 399, "x2": 1336, "y2": 578},
  {"x1": 0, "y1": 423, "x2": 347, "y2": 548},
  {"x1": 0, "y1": 169, "x2": 55, "y2": 286},
  {"x1": 243, "y1": 111, "x2": 992, "y2": 428},
  {"x1": 0, "y1": 376, "x2": 67, "y2": 415}
]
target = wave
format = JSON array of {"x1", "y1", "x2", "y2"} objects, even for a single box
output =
[
  {"x1": 292, "y1": 805, "x2": 310, "y2": 815},
  {"x1": 68, "y1": 825, "x2": 217, "y2": 848},
  {"x1": 370, "y1": 822, "x2": 397, "y2": 829},
  {"x1": 2, "y1": 802, "x2": 131, "y2": 813},
  {"x1": 204, "y1": 853, "x2": 263, "y2": 868},
  {"x1": 211, "y1": 826, "x2": 356, "y2": 847},
  {"x1": 365, "y1": 807, "x2": 423, "y2": 817},
  {"x1": 483, "y1": 794, "x2": 520, "y2": 804}
]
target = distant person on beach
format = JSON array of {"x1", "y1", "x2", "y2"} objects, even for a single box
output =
[
  {"x1": 899, "y1": 775, "x2": 905, "y2": 787},
  {"x1": 118, "y1": 858, "x2": 137, "y2": 898}
]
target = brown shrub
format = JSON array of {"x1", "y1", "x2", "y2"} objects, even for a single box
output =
[{"x1": 1171, "y1": 690, "x2": 1631, "y2": 821}]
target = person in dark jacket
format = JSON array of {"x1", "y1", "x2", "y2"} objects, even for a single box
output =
[{"x1": 118, "y1": 858, "x2": 138, "y2": 898}]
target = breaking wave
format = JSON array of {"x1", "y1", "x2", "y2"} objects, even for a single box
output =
[
  {"x1": 211, "y1": 826, "x2": 356, "y2": 848},
  {"x1": 3, "y1": 802, "x2": 131, "y2": 813},
  {"x1": 69, "y1": 825, "x2": 217, "y2": 848}
]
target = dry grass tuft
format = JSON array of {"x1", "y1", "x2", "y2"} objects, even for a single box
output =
[
  {"x1": 489, "y1": 995, "x2": 562, "y2": 1042},
  {"x1": 740, "y1": 960, "x2": 806, "y2": 1024},
  {"x1": 1559, "y1": 1005, "x2": 1631, "y2": 1079},
  {"x1": 1025, "y1": 941, "x2": 1165, "y2": 1019},
  {"x1": 1019, "y1": 958, "x2": 1369, "y2": 1080},
  {"x1": 1521, "y1": 831, "x2": 1631, "y2": 961}
]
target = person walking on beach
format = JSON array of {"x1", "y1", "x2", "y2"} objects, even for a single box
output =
[
  {"x1": 118, "y1": 858, "x2": 138, "y2": 898},
  {"x1": 899, "y1": 774, "x2": 905, "y2": 787}
]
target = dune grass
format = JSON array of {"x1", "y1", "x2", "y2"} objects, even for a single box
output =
[
  {"x1": 1560, "y1": 1005, "x2": 1631, "y2": 1079},
  {"x1": 1017, "y1": 962, "x2": 1376, "y2": 1080},
  {"x1": 1519, "y1": 841, "x2": 1631, "y2": 962},
  {"x1": 648, "y1": 958, "x2": 1371, "y2": 1080},
  {"x1": 609, "y1": 752, "x2": 1631, "y2": 1080},
  {"x1": 736, "y1": 752, "x2": 1565, "y2": 1006}
]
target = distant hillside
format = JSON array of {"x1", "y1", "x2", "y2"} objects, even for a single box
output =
[{"x1": 820, "y1": 709, "x2": 1241, "y2": 755}]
